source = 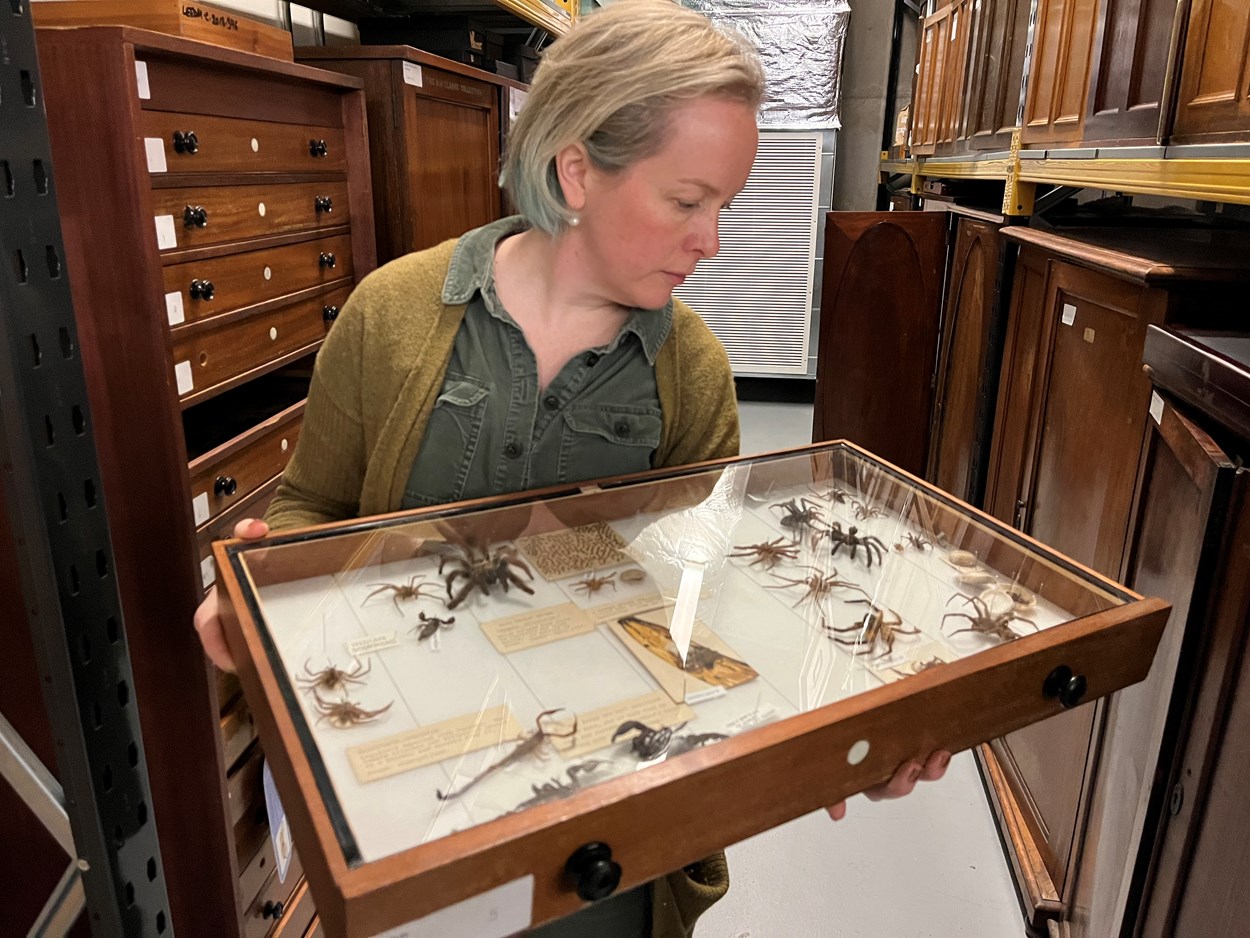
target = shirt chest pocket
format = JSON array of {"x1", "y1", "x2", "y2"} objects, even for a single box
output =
[
  {"x1": 405, "y1": 374, "x2": 491, "y2": 507},
  {"x1": 559, "y1": 405, "x2": 663, "y2": 484}
]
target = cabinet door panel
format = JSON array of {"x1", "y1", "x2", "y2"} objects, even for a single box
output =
[
  {"x1": 965, "y1": 0, "x2": 1032, "y2": 151},
  {"x1": 936, "y1": 0, "x2": 975, "y2": 152},
  {"x1": 1023, "y1": 0, "x2": 1101, "y2": 146},
  {"x1": 912, "y1": 9, "x2": 951, "y2": 155},
  {"x1": 1083, "y1": 0, "x2": 1181, "y2": 144},
  {"x1": 1173, "y1": 0, "x2": 1250, "y2": 143}
]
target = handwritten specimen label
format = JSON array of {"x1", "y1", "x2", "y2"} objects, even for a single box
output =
[
  {"x1": 562, "y1": 691, "x2": 694, "y2": 761},
  {"x1": 347, "y1": 705, "x2": 522, "y2": 784},
  {"x1": 479, "y1": 603, "x2": 594, "y2": 654}
]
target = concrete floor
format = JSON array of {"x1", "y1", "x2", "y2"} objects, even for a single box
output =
[{"x1": 704, "y1": 397, "x2": 1024, "y2": 937}]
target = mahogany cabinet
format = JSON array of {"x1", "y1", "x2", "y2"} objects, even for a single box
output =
[
  {"x1": 1172, "y1": 0, "x2": 1250, "y2": 144},
  {"x1": 962, "y1": 0, "x2": 1032, "y2": 153},
  {"x1": 934, "y1": 0, "x2": 975, "y2": 154},
  {"x1": 33, "y1": 26, "x2": 376, "y2": 936},
  {"x1": 910, "y1": 7, "x2": 950, "y2": 156},
  {"x1": 296, "y1": 46, "x2": 507, "y2": 263},
  {"x1": 1021, "y1": 0, "x2": 1101, "y2": 148},
  {"x1": 981, "y1": 226, "x2": 1250, "y2": 932}
]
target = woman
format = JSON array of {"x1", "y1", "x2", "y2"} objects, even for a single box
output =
[{"x1": 195, "y1": 2, "x2": 948, "y2": 934}]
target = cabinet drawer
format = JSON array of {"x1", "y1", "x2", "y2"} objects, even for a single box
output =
[
  {"x1": 268, "y1": 880, "x2": 316, "y2": 938},
  {"x1": 221, "y1": 695, "x2": 258, "y2": 772},
  {"x1": 228, "y1": 743, "x2": 264, "y2": 829},
  {"x1": 198, "y1": 475, "x2": 283, "y2": 568},
  {"x1": 171, "y1": 287, "x2": 345, "y2": 407},
  {"x1": 245, "y1": 857, "x2": 307, "y2": 938},
  {"x1": 163, "y1": 235, "x2": 352, "y2": 326},
  {"x1": 140, "y1": 111, "x2": 346, "y2": 174},
  {"x1": 239, "y1": 837, "x2": 279, "y2": 917},
  {"x1": 151, "y1": 182, "x2": 349, "y2": 253},
  {"x1": 188, "y1": 400, "x2": 305, "y2": 533}
]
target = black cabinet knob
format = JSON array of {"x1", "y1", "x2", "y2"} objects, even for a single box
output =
[
  {"x1": 182, "y1": 205, "x2": 208, "y2": 228},
  {"x1": 314, "y1": 195, "x2": 334, "y2": 214},
  {"x1": 309, "y1": 139, "x2": 328, "y2": 158},
  {"x1": 188, "y1": 279, "x2": 215, "y2": 301},
  {"x1": 1043, "y1": 665, "x2": 1088, "y2": 709},
  {"x1": 172, "y1": 130, "x2": 199, "y2": 154},
  {"x1": 260, "y1": 900, "x2": 284, "y2": 920},
  {"x1": 323, "y1": 304, "x2": 340, "y2": 323},
  {"x1": 565, "y1": 842, "x2": 621, "y2": 902},
  {"x1": 214, "y1": 476, "x2": 238, "y2": 497},
  {"x1": 319, "y1": 252, "x2": 336, "y2": 270}
]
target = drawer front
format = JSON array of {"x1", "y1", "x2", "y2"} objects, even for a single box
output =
[
  {"x1": 151, "y1": 182, "x2": 349, "y2": 253},
  {"x1": 163, "y1": 235, "x2": 352, "y2": 326},
  {"x1": 268, "y1": 880, "x2": 316, "y2": 938},
  {"x1": 227, "y1": 744, "x2": 263, "y2": 829},
  {"x1": 171, "y1": 287, "x2": 345, "y2": 406},
  {"x1": 199, "y1": 475, "x2": 283, "y2": 590},
  {"x1": 188, "y1": 401, "x2": 305, "y2": 533},
  {"x1": 217, "y1": 667, "x2": 242, "y2": 712},
  {"x1": 220, "y1": 696, "x2": 257, "y2": 771},
  {"x1": 244, "y1": 857, "x2": 307, "y2": 938},
  {"x1": 140, "y1": 111, "x2": 346, "y2": 174},
  {"x1": 239, "y1": 837, "x2": 278, "y2": 917}
]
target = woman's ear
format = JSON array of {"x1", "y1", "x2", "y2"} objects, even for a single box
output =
[{"x1": 554, "y1": 142, "x2": 591, "y2": 213}]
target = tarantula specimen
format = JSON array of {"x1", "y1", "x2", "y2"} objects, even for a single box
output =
[
  {"x1": 297, "y1": 659, "x2": 371, "y2": 695},
  {"x1": 767, "y1": 566, "x2": 864, "y2": 611},
  {"x1": 852, "y1": 500, "x2": 886, "y2": 522},
  {"x1": 439, "y1": 541, "x2": 535, "y2": 610},
  {"x1": 771, "y1": 497, "x2": 824, "y2": 541},
  {"x1": 942, "y1": 593, "x2": 1038, "y2": 645},
  {"x1": 412, "y1": 611, "x2": 455, "y2": 642},
  {"x1": 822, "y1": 600, "x2": 919, "y2": 658},
  {"x1": 311, "y1": 691, "x2": 392, "y2": 728},
  {"x1": 729, "y1": 537, "x2": 801, "y2": 571},
  {"x1": 904, "y1": 532, "x2": 933, "y2": 552},
  {"x1": 572, "y1": 571, "x2": 617, "y2": 596},
  {"x1": 364, "y1": 575, "x2": 440, "y2": 614},
  {"x1": 824, "y1": 522, "x2": 887, "y2": 568}
]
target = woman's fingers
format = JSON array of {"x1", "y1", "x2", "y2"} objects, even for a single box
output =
[
  {"x1": 192, "y1": 587, "x2": 236, "y2": 672},
  {"x1": 233, "y1": 517, "x2": 269, "y2": 540}
]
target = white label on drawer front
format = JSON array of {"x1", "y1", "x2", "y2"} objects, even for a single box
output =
[
  {"x1": 345, "y1": 632, "x2": 400, "y2": 657},
  {"x1": 144, "y1": 137, "x2": 167, "y2": 174},
  {"x1": 164, "y1": 291, "x2": 185, "y2": 326},
  {"x1": 375, "y1": 875, "x2": 533, "y2": 938},
  {"x1": 1061, "y1": 303, "x2": 1077, "y2": 326},
  {"x1": 262, "y1": 761, "x2": 294, "y2": 883},
  {"x1": 1150, "y1": 391, "x2": 1165, "y2": 426},
  {"x1": 154, "y1": 214, "x2": 177, "y2": 250},
  {"x1": 192, "y1": 492, "x2": 209, "y2": 527},
  {"x1": 257, "y1": 201, "x2": 266, "y2": 217},
  {"x1": 269, "y1": 327, "x2": 278, "y2": 341},
  {"x1": 200, "y1": 555, "x2": 216, "y2": 590},
  {"x1": 403, "y1": 62, "x2": 424, "y2": 87},
  {"x1": 174, "y1": 359, "x2": 194, "y2": 395},
  {"x1": 134, "y1": 60, "x2": 151, "y2": 99}
]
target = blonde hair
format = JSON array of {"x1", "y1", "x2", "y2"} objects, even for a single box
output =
[{"x1": 500, "y1": 0, "x2": 765, "y2": 234}]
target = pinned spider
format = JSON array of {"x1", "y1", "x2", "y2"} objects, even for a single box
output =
[
  {"x1": 809, "y1": 485, "x2": 851, "y2": 505},
  {"x1": 364, "y1": 575, "x2": 440, "y2": 614},
  {"x1": 852, "y1": 500, "x2": 885, "y2": 522},
  {"x1": 572, "y1": 571, "x2": 617, "y2": 596},
  {"x1": 822, "y1": 600, "x2": 918, "y2": 658},
  {"x1": 823, "y1": 522, "x2": 887, "y2": 568},
  {"x1": 771, "y1": 497, "x2": 824, "y2": 541},
  {"x1": 891, "y1": 656, "x2": 946, "y2": 678},
  {"x1": 412, "y1": 611, "x2": 455, "y2": 643},
  {"x1": 297, "y1": 659, "x2": 371, "y2": 695},
  {"x1": 767, "y1": 566, "x2": 864, "y2": 611},
  {"x1": 311, "y1": 691, "x2": 392, "y2": 728},
  {"x1": 729, "y1": 537, "x2": 800, "y2": 571},
  {"x1": 942, "y1": 593, "x2": 1038, "y2": 644},
  {"x1": 439, "y1": 541, "x2": 535, "y2": 610}
]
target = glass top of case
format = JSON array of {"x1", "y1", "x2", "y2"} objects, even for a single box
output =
[{"x1": 227, "y1": 443, "x2": 1127, "y2": 866}]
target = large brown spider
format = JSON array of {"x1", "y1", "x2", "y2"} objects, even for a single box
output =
[
  {"x1": 729, "y1": 537, "x2": 800, "y2": 570},
  {"x1": 438, "y1": 541, "x2": 535, "y2": 610},
  {"x1": 365, "y1": 575, "x2": 440, "y2": 614},
  {"x1": 771, "y1": 497, "x2": 824, "y2": 540},
  {"x1": 823, "y1": 522, "x2": 887, "y2": 568},
  {"x1": 572, "y1": 571, "x2": 617, "y2": 596},
  {"x1": 942, "y1": 593, "x2": 1038, "y2": 644},
  {"x1": 767, "y1": 565, "x2": 864, "y2": 610},
  {"x1": 822, "y1": 600, "x2": 918, "y2": 658},
  {"x1": 311, "y1": 691, "x2": 392, "y2": 728},
  {"x1": 297, "y1": 659, "x2": 371, "y2": 695}
]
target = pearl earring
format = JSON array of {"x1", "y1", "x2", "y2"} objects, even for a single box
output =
[{"x1": 568, "y1": 214, "x2": 580, "y2": 227}]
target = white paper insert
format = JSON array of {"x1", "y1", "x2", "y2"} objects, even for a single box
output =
[
  {"x1": 1149, "y1": 391, "x2": 1165, "y2": 426},
  {"x1": 164, "y1": 291, "x2": 185, "y2": 326},
  {"x1": 134, "y1": 61, "x2": 151, "y2": 100},
  {"x1": 154, "y1": 215, "x2": 177, "y2": 251},
  {"x1": 174, "y1": 360, "x2": 194, "y2": 395},
  {"x1": 402, "y1": 62, "x2": 424, "y2": 87},
  {"x1": 144, "y1": 137, "x2": 167, "y2": 174},
  {"x1": 1061, "y1": 303, "x2": 1077, "y2": 326}
]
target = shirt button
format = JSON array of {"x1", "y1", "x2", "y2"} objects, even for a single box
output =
[
  {"x1": 614, "y1": 420, "x2": 630, "y2": 437},
  {"x1": 504, "y1": 442, "x2": 522, "y2": 458},
  {"x1": 543, "y1": 395, "x2": 559, "y2": 411},
  {"x1": 584, "y1": 352, "x2": 600, "y2": 367}
]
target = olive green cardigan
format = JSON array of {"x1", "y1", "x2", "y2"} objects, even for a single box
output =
[{"x1": 265, "y1": 237, "x2": 741, "y2": 531}]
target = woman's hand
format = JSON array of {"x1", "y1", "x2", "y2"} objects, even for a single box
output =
[
  {"x1": 192, "y1": 518, "x2": 269, "y2": 673},
  {"x1": 825, "y1": 750, "x2": 952, "y2": 821}
]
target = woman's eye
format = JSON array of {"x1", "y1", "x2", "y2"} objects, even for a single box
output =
[{"x1": 676, "y1": 200, "x2": 701, "y2": 211}]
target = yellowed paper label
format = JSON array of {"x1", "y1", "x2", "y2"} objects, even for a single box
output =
[
  {"x1": 584, "y1": 593, "x2": 665, "y2": 625},
  {"x1": 346, "y1": 705, "x2": 522, "y2": 784},
  {"x1": 563, "y1": 691, "x2": 695, "y2": 760},
  {"x1": 479, "y1": 603, "x2": 595, "y2": 654},
  {"x1": 344, "y1": 632, "x2": 399, "y2": 657},
  {"x1": 516, "y1": 522, "x2": 630, "y2": 580}
]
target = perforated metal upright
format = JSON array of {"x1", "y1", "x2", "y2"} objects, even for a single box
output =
[{"x1": 0, "y1": 3, "x2": 173, "y2": 934}]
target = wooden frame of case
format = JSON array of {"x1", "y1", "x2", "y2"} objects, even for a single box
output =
[{"x1": 213, "y1": 441, "x2": 1167, "y2": 937}]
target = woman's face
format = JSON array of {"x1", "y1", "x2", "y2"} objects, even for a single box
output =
[{"x1": 576, "y1": 96, "x2": 759, "y2": 310}]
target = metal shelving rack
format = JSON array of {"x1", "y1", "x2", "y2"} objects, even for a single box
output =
[{"x1": 0, "y1": 3, "x2": 172, "y2": 935}]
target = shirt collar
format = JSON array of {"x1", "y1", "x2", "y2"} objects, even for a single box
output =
[{"x1": 442, "y1": 216, "x2": 673, "y2": 365}]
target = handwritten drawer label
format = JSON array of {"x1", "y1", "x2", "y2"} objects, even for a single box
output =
[
  {"x1": 134, "y1": 61, "x2": 151, "y2": 100},
  {"x1": 346, "y1": 705, "x2": 522, "y2": 784},
  {"x1": 154, "y1": 215, "x2": 177, "y2": 250},
  {"x1": 164, "y1": 291, "x2": 185, "y2": 326},
  {"x1": 174, "y1": 360, "x2": 193, "y2": 395},
  {"x1": 144, "y1": 137, "x2": 167, "y2": 174},
  {"x1": 403, "y1": 62, "x2": 424, "y2": 87}
]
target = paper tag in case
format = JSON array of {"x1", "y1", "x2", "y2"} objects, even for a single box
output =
[{"x1": 262, "y1": 760, "x2": 294, "y2": 883}]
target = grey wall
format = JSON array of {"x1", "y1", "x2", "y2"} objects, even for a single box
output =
[{"x1": 832, "y1": 0, "x2": 897, "y2": 211}]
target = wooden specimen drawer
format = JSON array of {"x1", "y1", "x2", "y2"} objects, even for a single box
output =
[
  {"x1": 239, "y1": 836, "x2": 279, "y2": 916},
  {"x1": 163, "y1": 235, "x2": 352, "y2": 326},
  {"x1": 199, "y1": 475, "x2": 283, "y2": 590},
  {"x1": 151, "y1": 182, "x2": 350, "y2": 253},
  {"x1": 228, "y1": 743, "x2": 264, "y2": 830},
  {"x1": 172, "y1": 286, "x2": 347, "y2": 407},
  {"x1": 245, "y1": 857, "x2": 307, "y2": 938},
  {"x1": 269, "y1": 881, "x2": 317, "y2": 938},
  {"x1": 221, "y1": 696, "x2": 258, "y2": 771},
  {"x1": 140, "y1": 111, "x2": 347, "y2": 175},
  {"x1": 188, "y1": 400, "x2": 305, "y2": 533}
]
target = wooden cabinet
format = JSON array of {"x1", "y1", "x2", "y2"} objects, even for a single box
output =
[
  {"x1": 1173, "y1": 0, "x2": 1250, "y2": 144},
  {"x1": 981, "y1": 226, "x2": 1250, "y2": 931},
  {"x1": 963, "y1": 0, "x2": 1032, "y2": 152},
  {"x1": 911, "y1": 7, "x2": 950, "y2": 156},
  {"x1": 296, "y1": 46, "x2": 507, "y2": 264},
  {"x1": 34, "y1": 26, "x2": 376, "y2": 936},
  {"x1": 1022, "y1": 0, "x2": 1101, "y2": 147},
  {"x1": 935, "y1": 0, "x2": 975, "y2": 153}
]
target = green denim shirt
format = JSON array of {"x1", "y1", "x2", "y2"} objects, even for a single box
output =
[{"x1": 401, "y1": 217, "x2": 673, "y2": 508}]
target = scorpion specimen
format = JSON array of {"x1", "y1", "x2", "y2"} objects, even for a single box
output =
[
  {"x1": 612, "y1": 720, "x2": 727, "y2": 760},
  {"x1": 729, "y1": 537, "x2": 801, "y2": 571},
  {"x1": 942, "y1": 593, "x2": 1038, "y2": 645},
  {"x1": 822, "y1": 600, "x2": 918, "y2": 658},
  {"x1": 436, "y1": 708, "x2": 577, "y2": 800},
  {"x1": 572, "y1": 571, "x2": 617, "y2": 596},
  {"x1": 311, "y1": 691, "x2": 392, "y2": 728},
  {"x1": 412, "y1": 611, "x2": 455, "y2": 643},
  {"x1": 511, "y1": 760, "x2": 608, "y2": 812},
  {"x1": 823, "y1": 523, "x2": 887, "y2": 569},
  {"x1": 767, "y1": 566, "x2": 865, "y2": 611},
  {"x1": 297, "y1": 658, "x2": 371, "y2": 695},
  {"x1": 439, "y1": 541, "x2": 535, "y2": 610},
  {"x1": 771, "y1": 497, "x2": 824, "y2": 542},
  {"x1": 364, "y1": 575, "x2": 440, "y2": 614}
]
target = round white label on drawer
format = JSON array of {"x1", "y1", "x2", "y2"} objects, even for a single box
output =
[
  {"x1": 257, "y1": 202, "x2": 266, "y2": 217},
  {"x1": 281, "y1": 438, "x2": 289, "y2": 452},
  {"x1": 269, "y1": 327, "x2": 278, "y2": 340},
  {"x1": 263, "y1": 266, "x2": 272, "y2": 281},
  {"x1": 251, "y1": 138, "x2": 259, "y2": 152}
]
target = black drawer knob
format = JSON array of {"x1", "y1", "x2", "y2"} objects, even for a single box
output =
[
  {"x1": 314, "y1": 195, "x2": 334, "y2": 214},
  {"x1": 565, "y1": 842, "x2": 621, "y2": 902},
  {"x1": 182, "y1": 205, "x2": 208, "y2": 228},
  {"x1": 323, "y1": 304, "x2": 340, "y2": 323},
  {"x1": 1043, "y1": 665, "x2": 1088, "y2": 709},
  {"x1": 172, "y1": 130, "x2": 199, "y2": 154},
  {"x1": 309, "y1": 138, "x2": 328, "y2": 158},
  {"x1": 188, "y1": 279, "x2": 215, "y2": 301},
  {"x1": 319, "y1": 252, "x2": 337, "y2": 270},
  {"x1": 213, "y1": 476, "x2": 238, "y2": 497},
  {"x1": 260, "y1": 899, "x2": 284, "y2": 920}
]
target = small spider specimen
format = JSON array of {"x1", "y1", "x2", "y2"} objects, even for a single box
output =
[
  {"x1": 439, "y1": 541, "x2": 535, "y2": 610},
  {"x1": 942, "y1": 593, "x2": 1038, "y2": 644},
  {"x1": 767, "y1": 566, "x2": 864, "y2": 610},
  {"x1": 437, "y1": 709, "x2": 577, "y2": 800},
  {"x1": 824, "y1": 522, "x2": 887, "y2": 568},
  {"x1": 809, "y1": 484, "x2": 851, "y2": 504},
  {"x1": 771, "y1": 497, "x2": 824, "y2": 540},
  {"x1": 572, "y1": 571, "x2": 617, "y2": 596},
  {"x1": 852, "y1": 500, "x2": 885, "y2": 522},
  {"x1": 822, "y1": 600, "x2": 918, "y2": 658},
  {"x1": 891, "y1": 656, "x2": 946, "y2": 678},
  {"x1": 904, "y1": 532, "x2": 933, "y2": 552},
  {"x1": 297, "y1": 658, "x2": 370, "y2": 695},
  {"x1": 412, "y1": 611, "x2": 455, "y2": 642},
  {"x1": 729, "y1": 537, "x2": 801, "y2": 571},
  {"x1": 365, "y1": 575, "x2": 440, "y2": 614},
  {"x1": 311, "y1": 691, "x2": 392, "y2": 728}
]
